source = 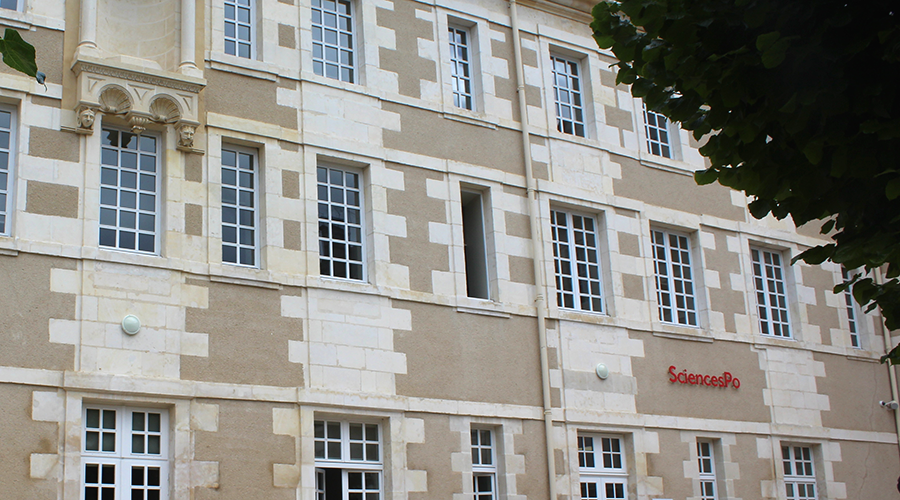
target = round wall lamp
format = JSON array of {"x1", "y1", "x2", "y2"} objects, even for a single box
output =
[
  {"x1": 121, "y1": 314, "x2": 141, "y2": 336},
  {"x1": 595, "y1": 363, "x2": 610, "y2": 380}
]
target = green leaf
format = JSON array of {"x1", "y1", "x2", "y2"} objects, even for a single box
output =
[
  {"x1": 748, "y1": 198, "x2": 771, "y2": 219},
  {"x1": 886, "y1": 178, "x2": 900, "y2": 200},
  {"x1": 755, "y1": 31, "x2": 781, "y2": 52},
  {"x1": 881, "y1": 345, "x2": 900, "y2": 365},
  {"x1": 694, "y1": 168, "x2": 719, "y2": 185},
  {"x1": 0, "y1": 28, "x2": 38, "y2": 79},
  {"x1": 819, "y1": 219, "x2": 835, "y2": 234},
  {"x1": 761, "y1": 38, "x2": 791, "y2": 68}
]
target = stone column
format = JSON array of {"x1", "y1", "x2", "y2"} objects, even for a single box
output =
[
  {"x1": 76, "y1": 0, "x2": 99, "y2": 58},
  {"x1": 179, "y1": 0, "x2": 202, "y2": 76}
]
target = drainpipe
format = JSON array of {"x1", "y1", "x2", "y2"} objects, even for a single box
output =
[
  {"x1": 875, "y1": 269, "x2": 900, "y2": 459},
  {"x1": 508, "y1": 1, "x2": 558, "y2": 499}
]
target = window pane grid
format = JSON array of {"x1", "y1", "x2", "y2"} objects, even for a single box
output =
[
  {"x1": 312, "y1": 0, "x2": 355, "y2": 83},
  {"x1": 318, "y1": 166, "x2": 364, "y2": 281},
  {"x1": 842, "y1": 267, "x2": 860, "y2": 348},
  {"x1": 783, "y1": 446, "x2": 817, "y2": 500},
  {"x1": 82, "y1": 407, "x2": 168, "y2": 500},
  {"x1": 449, "y1": 26, "x2": 473, "y2": 110},
  {"x1": 552, "y1": 56, "x2": 585, "y2": 137},
  {"x1": 224, "y1": 0, "x2": 253, "y2": 58},
  {"x1": 643, "y1": 103, "x2": 671, "y2": 158},
  {"x1": 579, "y1": 435, "x2": 628, "y2": 500},
  {"x1": 652, "y1": 230, "x2": 697, "y2": 326},
  {"x1": 99, "y1": 129, "x2": 158, "y2": 253},
  {"x1": 315, "y1": 420, "x2": 383, "y2": 500},
  {"x1": 552, "y1": 210, "x2": 603, "y2": 313},
  {"x1": 0, "y1": 109, "x2": 12, "y2": 235},
  {"x1": 697, "y1": 441, "x2": 717, "y2": 500},
  {"x1": 752, "y1": 248, "x2": 791, "y2": 337},
  {"x1": 221, "y1": 148, "x2": 258, "y2": 267}
]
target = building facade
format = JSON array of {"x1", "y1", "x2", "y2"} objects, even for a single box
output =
[{"x1": 1, "y1": 0, "x2": 898, "y2": 499}]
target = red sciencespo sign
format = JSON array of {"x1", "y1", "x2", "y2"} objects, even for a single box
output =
[{"x1": 668, "y1": 365, "x2": 740, "y2": 389}]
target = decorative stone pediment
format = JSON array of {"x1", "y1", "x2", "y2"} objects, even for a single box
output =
[{"x1": 70, "y1": 56, "x2": 206, "y2": 152}]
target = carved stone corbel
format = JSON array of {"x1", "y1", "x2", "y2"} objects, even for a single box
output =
[
  {"x1": 127, "y1": 114, "x2": 150, "y2": 135},
  {"x1": 176, "y1": 122, "x2": 203, "y2": 154},
  {"x1": 73, "y1": 105, "x2": 98, "y2": 134}
]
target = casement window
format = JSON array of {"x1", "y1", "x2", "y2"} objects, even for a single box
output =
[
  {"x1": 652, "y1": 229, "x2": 698, "y2": 326},
  {"x1": 448, "y1": 25, "x2": 474, "y2": 110},
  {"x1": 0, "y1": 106, "x2": 15, "y2": 235},
  {"x1": 697, "y1": 441, "x2": 717, "y2": 500},
  {"x1": 782, "y1": 445, "x2": 817, "y2": 500},
  {"x1": 842, "y1": 267, "x2": 861, "y2": 348},
  {"x1": 551, "y1": 55, "x2": 585, "y2": 137},
  {"x1": 751, "y1": 248, "x2": 791, "y2": 337},
  {"x1": 312, "y1": 0, "x2": 355, "y2": 83},
  {"x1": 82, "y1": 406, "x2": 169, "y2": 500},
  {"x1": 551, "y1": 209, "x2": 603, "y2": 313},
  {"x1": 224, "y1": 0, "x2": 254, "y2": 58},
  {"x1": 578, "y1": 435, "x2": 628, "y2": 500},
  {"x1": 643, "y1": 103, "x2": 672, "y2": 158},
  {"x1": 221, "y1": 146, "x2": 258, "y2": 267},
  {"x1": 461, "y1": 189, "x2": 490, "y2": 299},
  {"x1": 471, "y1": 428, "x2": 496, "y2": 500},
  {"x1": 315, "y1": 420, "x2": 382, "y2": 500},
  {"x1": 100, "y1": 129, "x2": 159, "y2": 254},
  {"x1": 317, "y1": 165, "x2": 364, "y2": 281}
]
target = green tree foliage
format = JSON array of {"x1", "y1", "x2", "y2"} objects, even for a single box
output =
[
  {"x1": 591, "y1": 0, "x2": 900, "y2": 362},
  {"x1": 0, "y1": 28, "x2": 44, "y2": 83}
]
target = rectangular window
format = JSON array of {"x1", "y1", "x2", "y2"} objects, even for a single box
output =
[
  {"x1": 643, "y1": 103, "x2": 672, "y2": 158},
  {"x1": 551, "y1": 209, "x2": 603, "y2": 313},
  {"x1": 221, "y1": 146, "x2": 258, "y2": 267},
  {"x1": 652, "y1": 229, "x2": 698, "y2": 326},
  {"x1": 0, "y1": 107, "x2": 14, "y2": 235},
  {"x1": 578, "y1": 435, "x2": 628, "y2": 500},
  {"x1": 697, "y1": 441, "x2": 717, "y2": 500},
  {"x1": 99, "y1": 129, "x2": 159, "y2": 254},
  {"x1": 318, "y1": 165, "x2": 364, "y2": 281},
  {"x1": 0, "y1": 0, "x2": 21, "y2": 11},
  {"x1": 224, "y1": 0, "x2": 254, "y2": 58},
  {"x1": 551, "y1": 55, "x2": 585, "y2": 137},
  {"x1": 312, "y1": 0, "x2": 355, "y2": 83},
  {"x1": 82, "y1": 406, "x2": 169, "y2": 500},
  {"x1": 449, "y1": 26, "x2": 473, "y2": 110},
  {"x1": 842, "y1": 267, "x2": 861, "y2": 348},
  {"x1": 315, "y1": 420, "x2": 382, "y2": 500},
  {"x1": 751, "y1": 248, "x2": 791, "y2": 337},
  {"x1": 471, "y1": 428, "x2": 496, "y2": 500},
  {"x1": 782, "y1": 445, "x2": 817, "y2": 500},
  {"x1": 461, "y1": 190, "x2": 489, "y2": 299}
]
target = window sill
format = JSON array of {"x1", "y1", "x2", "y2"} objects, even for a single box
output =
[
  {"x1": 442, "y1": 110, "x2": 498, "y2": 130},
  {"x1": 208, "y1": 263, "x2": 282, "y2": 289},
  {"x1": 0, "y1": 9, "x2": 64, "y2": 31},
  {"x1": 206, "y1": 52, "x2": 282, "y2": 82},
  {"x1": 556, "y1": 308, "x2": 612, "y2": 325},
  {"x1": 301, "y1": 71, "x2": 368, "y2": 96}
]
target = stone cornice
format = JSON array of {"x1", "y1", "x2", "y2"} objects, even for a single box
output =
[{"x1": 72, "y1": 57, "x2": 206, "y2": 94}]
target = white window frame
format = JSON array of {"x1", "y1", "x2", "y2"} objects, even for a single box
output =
[
  {"x1": 697, "y1": 440, "x2": 717, "y2": 500},
  {"x1": 578, "y1": 434, "x2": 628, "y2": 500},
  {"x1": 317, "y1": 164, "x2": 365, "y2": 281},
  {"x1": 81, "y1": 405, "x2": 170, "y2": 500},
  {"x1": 224, "y1": 0, "x2": 255, "y2": 59},
  {"x1": 551, "y1": 209, "x2": 604, "y2": 314},
  {"x1": 312, "y1": 0, "x2": 356, "y2": 83},
  {"x1": 652, "y1": 229, "x2": 698, "y2": 326},
  {"x1": 751, "y1": 247, "x2": 791, "y2": 337},
  {"x1": 461, "y1": 188, "x2": 492, "y2": 300},
  {"x1": 0, "y1": 105, "x2": 16, "y2": 236},
  {"x1": 99, "y1": 128, "x2": 160, "y2": 254},
  {"x1": 842, "y1": 267, "x2": 862, "y2": 348},
  {"x1": 471, "y1": 428, "x2": 496, "y2": 500},
  {"x1": 551, "y1": 55, "x2": 586, "y2": 137},
  {"x1": 314, "y1": 419, "x2": 383, "y2": 500},
  {"x1": 221, "y1": 145, "x2": 259, "y2": 267},
  {"x1": 448, "y1": 25, "x2": 474, "y2": 111},
  {"x1": 782, "y1": 445, "x2": 817, "y2": 500},
  {"x1": 643, "y1": 103, "x2": 672, "y2": 158}
]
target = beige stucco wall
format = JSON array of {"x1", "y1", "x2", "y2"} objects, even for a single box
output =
[
  {"x1": 393, "y1": 300, "x2": 542, "y2": 406},
  {"x1": 0, "y1": 384, "x2": 60, "y2": 500}
]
